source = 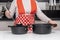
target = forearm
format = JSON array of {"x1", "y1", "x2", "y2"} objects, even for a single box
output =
[
  {"x1": 36, "y1": 1, "x2": 52, "y2": 23},
  {"x1": 36, "y1": 12, "x2": 51, "y2": 23}
]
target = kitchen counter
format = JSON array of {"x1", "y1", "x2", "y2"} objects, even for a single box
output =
[
  {"x1": 0, "y1": 18, "x2": 13, "y2": 21},
  {"x1": 0, "y1": 30, "x2": 60, "y2": 40},
  {"x1": 0, "y1": 20, "x2": 60, "y2": 31}
]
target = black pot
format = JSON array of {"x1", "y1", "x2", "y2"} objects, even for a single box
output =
[
  {"x1": 8, "y1": 24, "x2": 28, "y2": 34},
  {"x1": 33, "y1": 24, "x2": 52, "y2": 34}
]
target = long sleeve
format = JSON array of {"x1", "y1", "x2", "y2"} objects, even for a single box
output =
[
  {"x1": 36, "y1": 1, "x2": 51, "y2": 23},
  {"x1": 9, "y1": 0, "x2": 16, "y2": 17}
]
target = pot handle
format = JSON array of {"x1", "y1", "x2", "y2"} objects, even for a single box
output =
[{"x1": 8, "y1": 26, "x2": 15, "y2": 27}]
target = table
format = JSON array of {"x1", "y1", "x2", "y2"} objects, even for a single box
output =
[{"x1": 0, "y1": 30, "x2": 60, "y2": 40}]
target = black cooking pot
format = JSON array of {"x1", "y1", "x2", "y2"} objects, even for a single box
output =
[
  {"x1": 33, "y1": 24, "x2": 52, "y2": 34},
  {"x1": 8, "y1": 24, "x2": 28, "y2": 34}
]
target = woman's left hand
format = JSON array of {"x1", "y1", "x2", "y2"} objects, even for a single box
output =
[{"x1": 48, "y1": 20, "x2": 57, "y2": 27}]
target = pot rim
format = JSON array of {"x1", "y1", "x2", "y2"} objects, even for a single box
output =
[
  {"x1": 8, "y1": 26, "x2": 27, "y2": 27},
  {"x1": 33, "y1": 24, "x2": 52, "y2": 25}
]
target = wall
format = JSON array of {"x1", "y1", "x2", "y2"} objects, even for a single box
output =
[
  {"x1": 0, "y1": 2, "x2": 6, "y2": 11},
  {"x1": 0, "y1": 2, "x2": 48, "y2": 10},
  {"x1": 37, "y1": 2, "x2": 48, "y2": 10}
]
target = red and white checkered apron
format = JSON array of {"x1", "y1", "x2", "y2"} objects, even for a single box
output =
[
  {"x1": 14, "y1": 14, "x2": 35, "y2": 26},
  {"x1": 14, "y1": 0, "x2": 37, "y2": 26}
]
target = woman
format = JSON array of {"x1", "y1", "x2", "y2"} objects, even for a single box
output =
[{"x1": 5, "y1": 0, "x2": 57, "y2": 31}]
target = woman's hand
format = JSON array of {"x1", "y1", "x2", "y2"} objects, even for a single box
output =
[
  {"x1": 48, "y1": 20, "x2": 57, "y2": 27},
  {"x1": 5, "y1": 10, "x2": 12, "y2": 19}
]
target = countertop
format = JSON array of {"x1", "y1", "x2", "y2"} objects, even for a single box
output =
[{"x1": 0, "y1": 30, "x2": 60, "y2": 40}]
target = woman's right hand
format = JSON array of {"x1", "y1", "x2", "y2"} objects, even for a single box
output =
[{"x1": 5, "y1": 10, "x2": 12, "y2": 19}]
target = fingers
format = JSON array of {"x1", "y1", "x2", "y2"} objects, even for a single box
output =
[
  {"x1": 52, "y1": 22, "x2": 58, "y2": 30},
  {"x1": 48, "y1": 20, "x2": 57, "y2": 27},
  {"x1": 5, "y1": 10, "x2": 12, "y2": 18},
  {"x1": 52, "y1": 24, "x2": 57, "y2": 27}
]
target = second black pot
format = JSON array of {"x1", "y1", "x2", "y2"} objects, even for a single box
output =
[{"x1": 33, "y1": 24, "x2": 52, "y2": 34}]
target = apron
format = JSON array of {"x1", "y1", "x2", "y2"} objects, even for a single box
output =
[{"x1": 14, "y1": 0, "x2": 37, "y2": 26}]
